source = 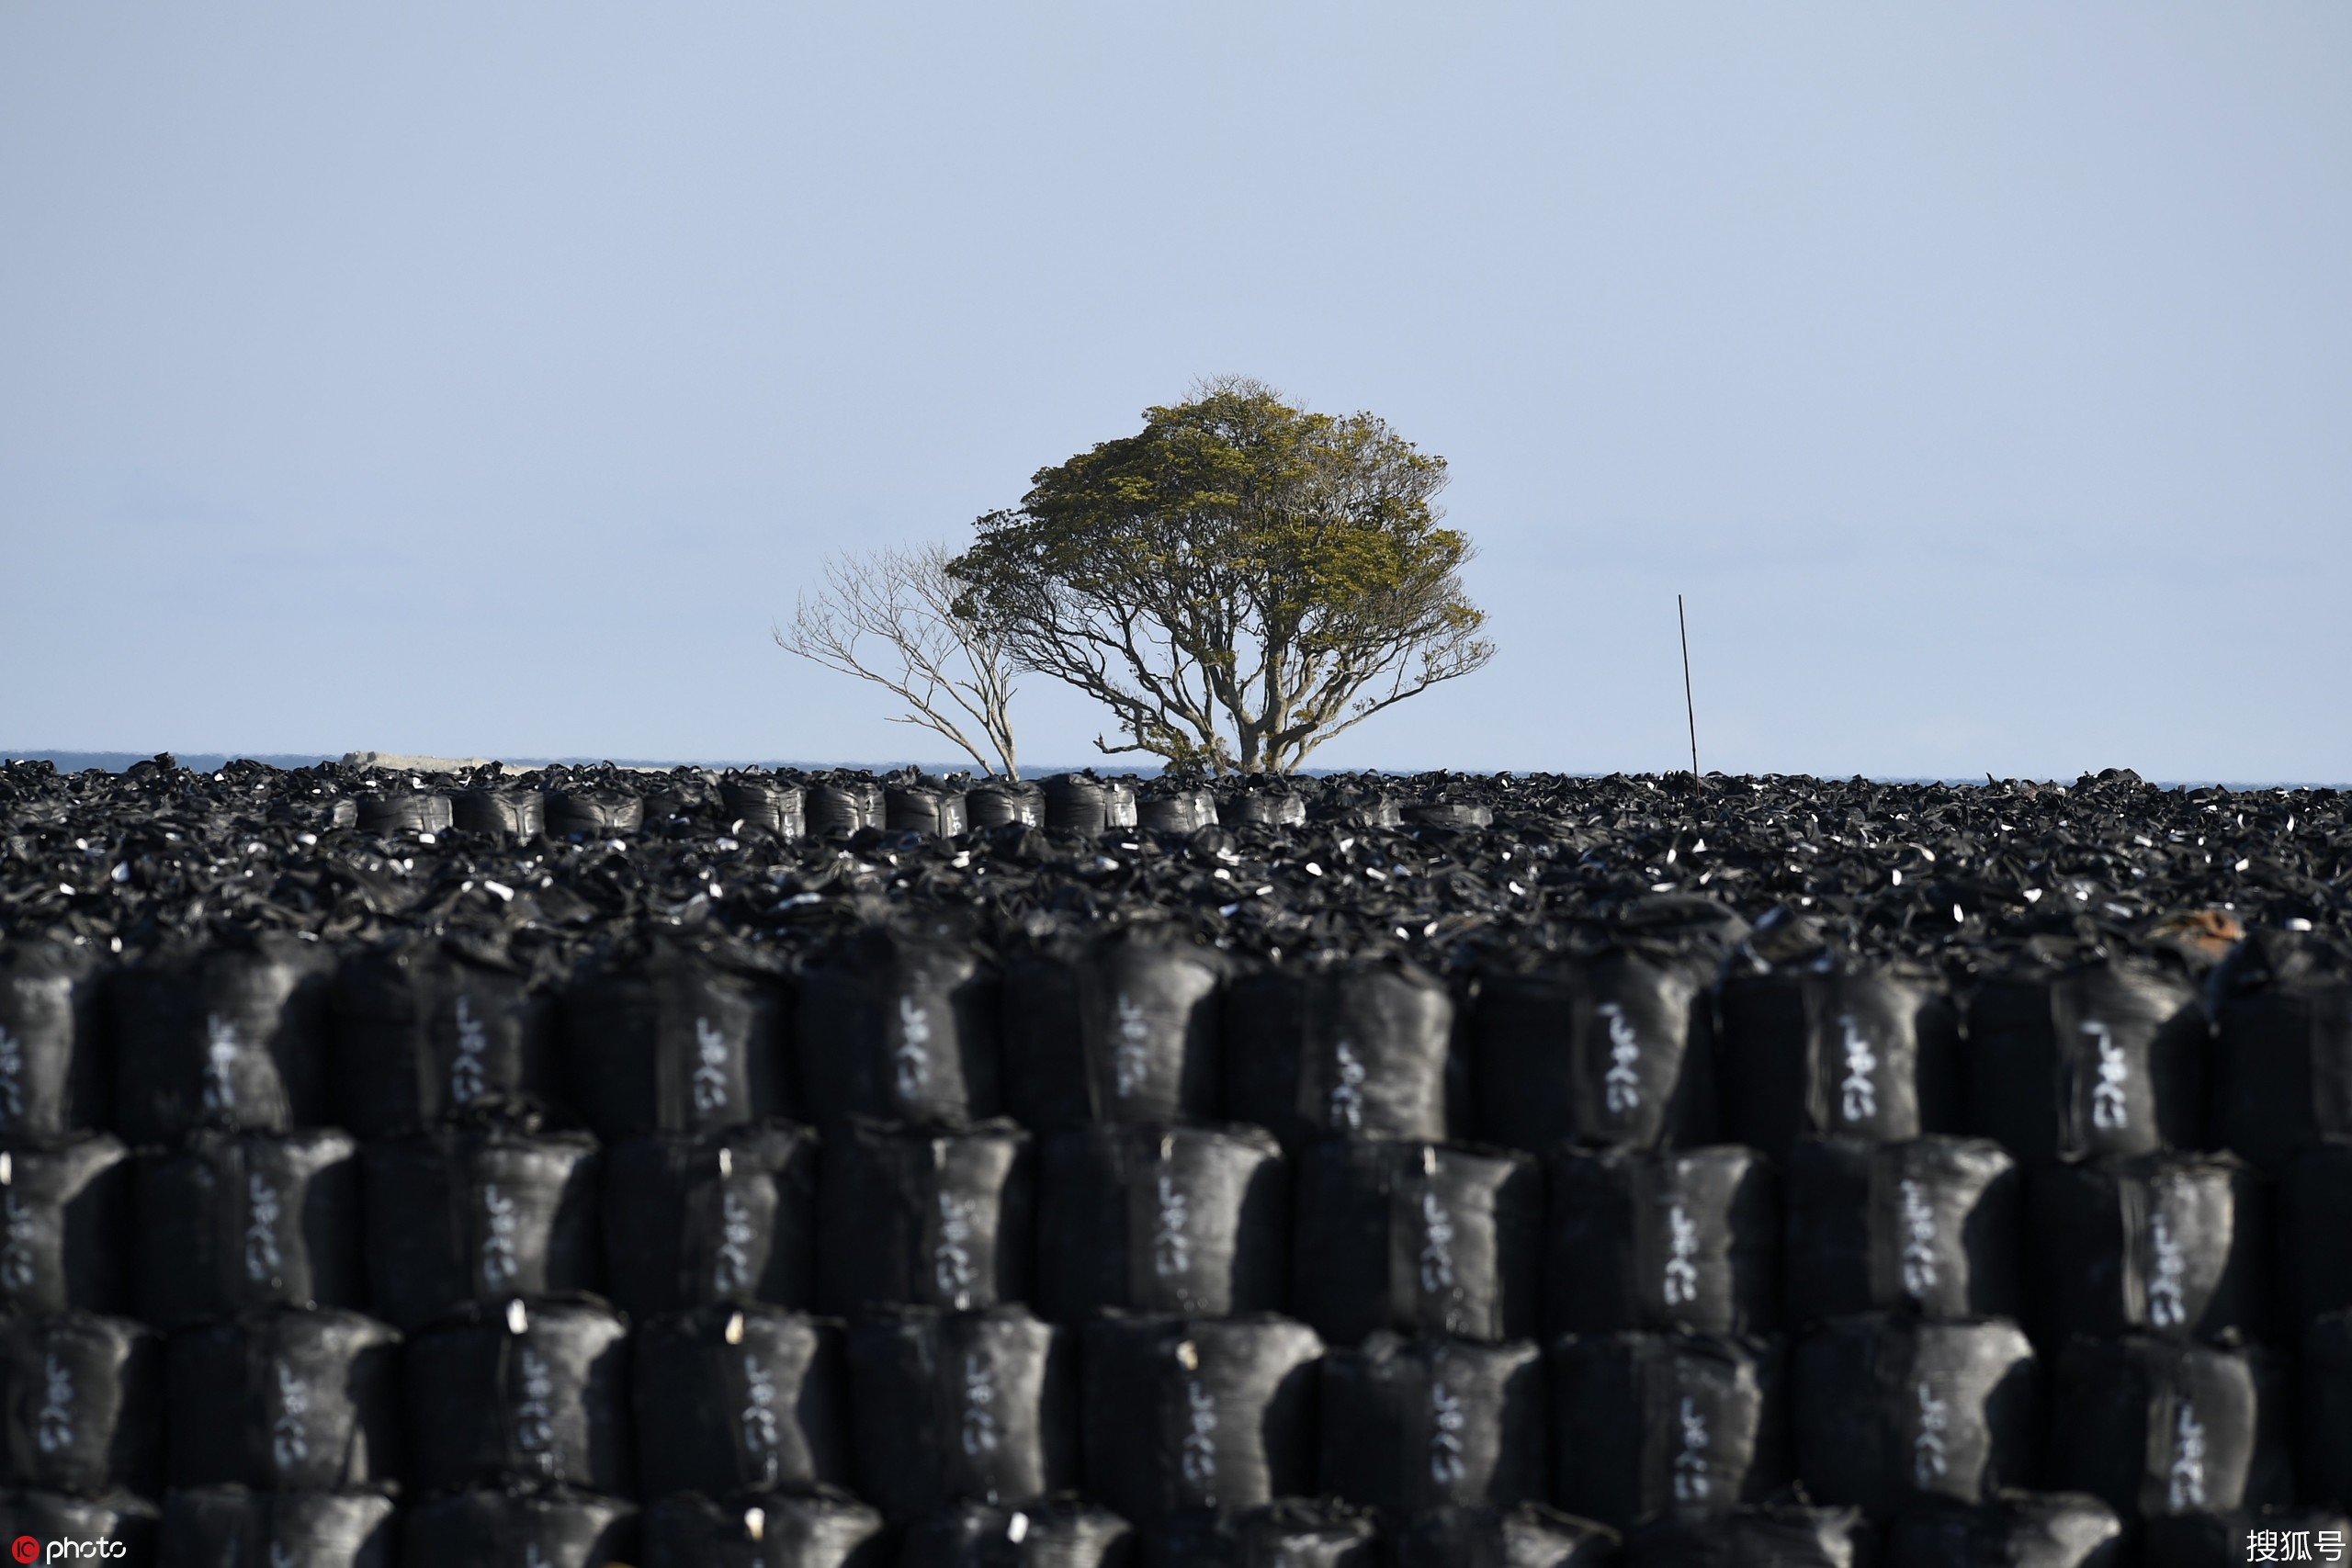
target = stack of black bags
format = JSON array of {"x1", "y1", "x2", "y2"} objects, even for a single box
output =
[{"x1": 5, "y1": 761, "x2": 2352, "y2": 1565}]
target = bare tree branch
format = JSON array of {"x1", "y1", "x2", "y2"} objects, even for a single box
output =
[{"x1": 775, "y1": 543, "x2": 1023, "y2": 778}]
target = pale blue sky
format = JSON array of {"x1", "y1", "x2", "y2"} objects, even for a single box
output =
[{"x1": 5, "y1": 5, "x2": 2346, "y2": 779}]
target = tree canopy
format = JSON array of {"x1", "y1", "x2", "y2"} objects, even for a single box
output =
[{"x1": 951, "y1": 378, "x2": 1492, "y2": 774}]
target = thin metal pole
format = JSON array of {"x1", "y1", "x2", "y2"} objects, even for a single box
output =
[{"x1": 1678, "y1": 593, "x2": 1700, "y2": 784}]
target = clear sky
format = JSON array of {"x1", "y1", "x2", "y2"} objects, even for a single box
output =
[{"x1": 5, "y1": 5, "x2": 2346, "y2": 780}]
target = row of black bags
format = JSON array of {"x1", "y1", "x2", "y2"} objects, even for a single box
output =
[
  {"x1": 6, "y1": 1483, "x2": 2346, "y2": 1564},
  {"x1": 25, "y1": 1115, "x2": 2352, "y2": 1350},
  {"x1": 6, "y1": 925, "x2": 2345, "y2": 1166},
  {"x1": 17, "y1": 1297, "x2": 2352, "y2": 1562},
  {"x1": 36, "y1": 1485, "x2": 2274, "y2": 1568},
  {"x1": 330, "y1": 771, "x2": 1148, "y2": 843},
  {"x1": 322, "y1": 768, "x2": 1488, "y2": 843}
]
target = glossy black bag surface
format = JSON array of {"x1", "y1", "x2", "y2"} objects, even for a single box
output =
[
  {"x1": 0, "y1": 1135, "x2": 130, "y2": 1318},
  {"x1": 1079, "y1": 1313, "x2": 1322, "y2": 1527},
  {"x1": 164, "y1": 1305, "x2": 401, "y2": 1492},
  {"x1": 134, "y1": 1128, "x2": 364, "y2": 1328},
  {"x1": 633, "y1": 1304, "x2": 849, "y2": 1498},
  {"x1": 640, "y1": 1488, "x2": 890, "y2": 1568},
  {"x1": 1035, "y1": 1123, "x2": 1286, "y2": 1323},
  {"x1": 1291, "y1": 1137, "x2": 1540, "y2": 1347},
  {"x1": 1548, "y1": 1329, "x2": 1788, "y2": 1530},
  {"x1": 2047, "y1": 1336, "x2": 2290, "y2": 1520},
  {"x1": 1547, "y1": 1143, "x2": 1779, "y2": 1337},
  {"x1": 158, "y1": 1487, "x2": 399, "y2": 1568},
  {"x1": 0, "y1": 1310, "x2": 160, "y2": 1497},
  {"x1": 0, "y1": 939, "x2": 110, "y2": 1143},
  {"x1": 1318, "y1": 1331, "x2": 1547, "y2": 1514},
  {"x1": 403, "y1": 1297, "x2": 633, "y2": 1495},
  {"x1": 604, "y1": 1120, "x2": 816, "y2": 1318},
  {"x1": 1791, "y1": 1316, "x2": 2040, "y2": 1520},
  {"x1": 1782, "y1": 1136, "x2": 2020, "y2": 1327},
  {"x1": 818, "y1": 1119, "x2": 1032, "y2": 1315},
  {"x1": 846, "y1": 1304, "x2": 1075, "y2": 1527},
  {"x1": 364, "y1": 1124, "x2": 602, "y2": 1330}
]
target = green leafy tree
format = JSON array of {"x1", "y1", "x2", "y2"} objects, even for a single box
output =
[{"x1": 951, "y1": 378, "x2": 1493, "y2": 774}]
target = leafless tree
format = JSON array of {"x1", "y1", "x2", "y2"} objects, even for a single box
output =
[{"x1": 775, "y1": 543, "x2": 1022, "y2": 778}]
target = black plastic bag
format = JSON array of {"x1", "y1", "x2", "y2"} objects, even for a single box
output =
[
  {"x1": 2293, "y1": 1310, "x2": 2352, "y2": 1511},
  {"x1": 642, "y1": 1488, "x2": 891, "y2": 1567},
  {"x1": 165, "y1": 1305, "x2": 401, "y2": 1492},
  {"x1": 604, "y1": 1121, "x2": 817, "y2": 1319},
  {"x1": 898, "y1": 1497, "x2": 1136, "y2": 1567},
  {"x1": 2140, "y1": 1508, "x2": 2352, "y2": 1568},
  {"x1": 808, "y1": 780, "x2": 885, "y2": 838},
  {"x1": 633, "y1": 1304, "x2": 849, "y2": 1498},
  {"x1": 1883, "y1": 1492, "x2": 2123, "y2": 1568},
  {"x1": 1138, "y1": 790, "x2": 1216, "y2": 835},
  {"x1": 545, "y1": 784, "x2": 643, "y2": 839},
  {"x1": 846, "y1": 1304, "x2": 1075, "y2": 1526},
  {"x1": 2029, "y1": 1153, "x2": 2268, "y2": 1348},
  {"x1": 1782, "y1": 1137, "x2": 2020, "y2": 1327},
  {"x1": 1791, "y1": 1316, "x2": 2040, "y2": 1519},
  {"x1": 357, "y1": 791, "x2": 454, "y2": 836},
  {"x1": 399, "y1": 1487, "x2": 639, "y2": 1568},
  {"x1": 403, "y1": 1296, "x2": 633, "y2": 1495},
  {"x1": 1041, "y1": 776, "x2": 1121, "y2": 837},
  {"x1": 1000, "y1": 949, "x2": 1087, "y2": 1133},
  {"x1": 0, "y1": 1136, "x2": 130, "y2": 1317},
  {"x1": 1217, "y1": 795, "x2": 1306, "y2": 830},
  {"x1": 797, "y1": 927, "x2": 1001, "y2": 1128},
  {"x1": 2208, "y1": 929, "x2": 2352, "y2": 1174},
  {"x1": 1079, "y1": 1313, "x2": 1322, "y2": 1526},
  {"x1": 1547, "y1": 1144, "x2": 1779, "y2": 1337},
  {"x1": 1087, "y1": 931, "x2": 1226, "y2": 1127},
  {"x1": 1407, "y1": 801, "x2": 1492, "y2": 829},
  {"x1": 1962, "y1": 958, "x2": 2204, "y2": 1162},
  {"x1": 1291, "y1": 1137, "x2": 1540, "y2": 1346},
  {"x1": 363, "y1": 1125, "x2": 602, "y2": 1331},
  {"x1": 1473, "y1": 946, "x2": 1715, "y2": 1154},
  {"x1": 110, "y1": 931, "x2": 335, "y2": 1144},
  {"x1": 134, "y1": 1128, "x2": 364, "y2": 1328},
  {"x1": 1221, "y1": 956, "x2": 1458, "y2": 1148},
  {"x1": 724, "y1": 776, "x2": 808, "y2": 840},
  {"x1": 890, "y1": 787, "x2": 970, "y2": 839},
  {"x1": 1035, "y1": 1123, "x2": 1286, "y2": 1322},
  {"x1": 0, "y1": 1311, "x2": 160, "y2": 1497},
  {"x1": 967, "y1": 784, "x2": 1045, "y2": 830},
  {"x1": 0, "y1": 1491, "x2": 156, "y2": 1558},
  {"x1": 1547, "y1": 1329, "x2": 1787, "y2": 1529},
  {"x1": 332, "y1": 934, "x2": 565, "y2": 1135},
  {"x1": 1219, "y1": 969, "x2": 1311, "y2": 1150},
  {"x1": 2046, "y1": 1336, "x2": 2290, "y2": 1519},
  {"x1": 1003, "y1": 930, "x2": 1224, "y2": 1131},
  {"x1": 0, "y1": 939, "x2": 110, "y2": 1142},
  {"x1": 1389, "y1": 1502, "x2": 1621, "y2": 1568},
  {"x1": 561, "y1": 939, "x2": 791, "y2": 1137},
  {"x1": 1318, "y1": 1332, "x2": 1546, "y2": 1513},
  {"x1": 1713, "y1": 961, "x2": 1959, "y2": 1160},
  {"x1": 1138, "y1": 1500, "x2": 1378, "y2": 1567},
  {"x1": 818, "y1": 1118, "x2": 1032, "y2": 1315},
  {"x1": 2278, "y1": 1139, "x2": 2352, "y2": 1332},
  {"x1": 1623, "y1": 1504, "x2": 1875, "y2": 1567},
  {"x1": 158, "y1": 1486, "x2": 399, "y2": 1568},
  {"x1": 452, "y1": 785, "x2": 546, "y2": 840}
]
